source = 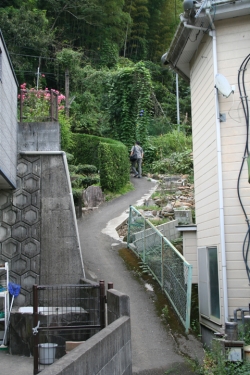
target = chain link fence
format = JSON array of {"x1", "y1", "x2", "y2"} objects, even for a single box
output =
[{"x1": 127, "y1": 206, "x2": 192, "y2": 332}]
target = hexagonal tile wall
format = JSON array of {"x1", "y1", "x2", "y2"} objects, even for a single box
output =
[
  {"x1": 11, "y1": 254, "x2": 31, "y2": 276},
  {"x1": 32, "y1": 191, "x2": 41, "y2": 209},
  {"x1": 0, "y1": 191, "x2": 11, "y2": 209},
  {"x1": 13, "y1": 191, "x2": 31, "y2": 210},
  {"x1": 23, "y1": 174, "x2": 40, "y2": 193},
  {"x1": 2, "y1": 238, "x2": 21, "y2": 259},
  {"x1": 32, "y1": 158, "x2": 41, "y2": 177},
  {"x1": 2, "y1": 206, "x2": 21, "y2": 225},
  {"x1": 31, "y1": 222, "x2": 41, "y2": 241},
  {"x1": 22, "y1": 239, "x2": 40, "y2": 258},
  {"x1": 22, "y1": 206, "x2": 39, "y2": 226},
  {"x1": 21, "y1": 271, "x2": 39, "y2": 292},
  {"x1": 0, "y1": 222, "x2": 11, "y2": 242},
  {"x1": 17, "y1": 159, "x2": 32, "y2": 178},
  {"x1": 12, "y1": 223, "x2": 30, "y2": 242},
  {"x1": 30, "y1": 254, "x2": 40, "y2": 274}
]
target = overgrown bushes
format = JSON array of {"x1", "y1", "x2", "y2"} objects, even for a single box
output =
[
  {"x1": 70, "y1": 133, "x2": 130, "y2": 192},
  {"x1": 98, "y1": 142, "x2": 130, "y2": 191}
]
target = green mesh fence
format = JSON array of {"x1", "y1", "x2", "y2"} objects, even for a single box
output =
[{"x1": 127, "y1": 206, "x2": 192, "y2": 332}]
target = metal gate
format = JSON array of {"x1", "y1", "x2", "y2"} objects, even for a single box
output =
[{"x1": 33, "y1": 281, "x2": 106, "y2": 374}]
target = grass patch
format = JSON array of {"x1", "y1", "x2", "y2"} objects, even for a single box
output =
[
  {"x1": 148, "y1": 217, "x2": 169, "y2": 225},
  {"x1": 134, "y1": 205, "x2": 160, "y2": 211}
]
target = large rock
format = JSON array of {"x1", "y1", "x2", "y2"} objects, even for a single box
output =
[{"x1": 82, "y1": 186, "x2": 104, "y2": 208}]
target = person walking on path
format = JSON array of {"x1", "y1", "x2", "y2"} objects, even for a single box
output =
[{"x1": 130, "y1": 141, "x2": 144, "y2": 178}]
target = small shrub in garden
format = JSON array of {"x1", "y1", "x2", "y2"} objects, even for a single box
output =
[{"x1": 75, "y1": 164, "x2": 98, "y2": 174}]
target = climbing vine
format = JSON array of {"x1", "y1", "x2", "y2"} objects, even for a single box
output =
[{"x1": 105, "y1": 61, "x2": 152, "y2": 147}]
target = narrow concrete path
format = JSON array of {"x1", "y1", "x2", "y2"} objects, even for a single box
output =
[{"x1": 78, "y1": 177, "x2": 201, "y2": 375}]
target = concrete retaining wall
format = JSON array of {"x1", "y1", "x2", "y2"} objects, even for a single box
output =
[{"x1": 0, "y1": 122, "x2": 84, "y2": 306}]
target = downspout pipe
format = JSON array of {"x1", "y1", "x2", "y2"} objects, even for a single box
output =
[
  {"x1": 181, "y1": 12, "x2": 229, "y2": 324},
  {"x1": 20, "y1": 151, "x2": 86, "y2": 278},
  {"x1": 209, "y1": 28, "x2": 229, "y2": 324}
]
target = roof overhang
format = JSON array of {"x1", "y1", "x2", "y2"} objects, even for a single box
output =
[
  {"x1": 0, "y1": 169, "x2": 16, "y2": 190},
  {"x1": 0, "y1": 29, "x2": 18, "y2": 87},
  {"x1": 162, "y1": 0, "x2": 250, "y2": 82}
]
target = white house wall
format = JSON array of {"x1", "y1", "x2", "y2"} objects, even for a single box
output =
[
  {"x1": 217, "y1": 15, "x2": 250, "y2": 317},
  {"x1": 0, "y1": 35, "x2": 18, "y2": 188},
  {"x1": 183, "y1": 232, "x2": 198, "y2": 283},
  {"x1": 190, "y1": 32, "x2": 225, "y2": 327},
  {"x1": 190, "y1": 14, "x2": 250, "y2": 330}
]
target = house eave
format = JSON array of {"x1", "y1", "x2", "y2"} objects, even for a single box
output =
[
  {"x1": 162, "y1": 0, "x2": 250, "y2": 80},
  {"x1": 0, "y1": 168, "x2": 16, "y2": 190},
  {"x1": 0, "y1": 29, "x2": 18, "y2": 87}
]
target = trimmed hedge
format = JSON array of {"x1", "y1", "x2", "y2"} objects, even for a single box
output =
[{"x1": 70, "y1": 134, "x2": 130, "y2": 192}]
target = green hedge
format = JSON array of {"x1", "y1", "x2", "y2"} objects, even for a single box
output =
[
  {"x1": 70, "y1": 134, "x2": 130, "y2": 192},
  {"x1": 98, "y1": 142, "x2": 130, "y2": 191}
]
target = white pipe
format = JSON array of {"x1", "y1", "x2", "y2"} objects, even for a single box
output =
[
  {"x1": 20, "y1": 151, "x2": 86, "y2": 278},
  {"x1": 209, "y1": 30, "x2": 229, "y2": 323}
]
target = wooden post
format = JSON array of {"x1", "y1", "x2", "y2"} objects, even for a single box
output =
[{"x1": 65, "y1": 68, "x2": 69, "y2": 117}]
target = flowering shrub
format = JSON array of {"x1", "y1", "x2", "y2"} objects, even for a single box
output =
[{"x1": 19, "y1": 82, "x2": 65, "y2": 122}]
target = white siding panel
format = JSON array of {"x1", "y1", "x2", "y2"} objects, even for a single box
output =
[
  {"x1": 183, "y1": 232, "x2": 198, "y2": 283},
  {"x1": 0, "y1": 35, "x2": 17, "y2": 187},
  {"x1": 189, "y1": 15, "x2": 250, "y2": 329}
]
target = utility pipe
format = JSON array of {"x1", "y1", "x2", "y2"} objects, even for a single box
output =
[
  {"x1": 20, "y1": 151, "x2": 85, "y2": 278},
  {"x1": 210, "y1": 29, "x2": 229, "y2": 323}
]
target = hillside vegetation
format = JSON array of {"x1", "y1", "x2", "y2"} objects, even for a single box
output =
[{"x1": 1, "y1": 0, "x2": 193, "y2": 192}]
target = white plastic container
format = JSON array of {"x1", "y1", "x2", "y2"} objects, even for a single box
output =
[{"x1": 39, "y1": 343, "x2": 58, "y2": 364}]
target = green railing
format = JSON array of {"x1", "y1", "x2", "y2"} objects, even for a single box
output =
[{"x1": 127, "y1": 205, "x2": 193, "y2": 332}]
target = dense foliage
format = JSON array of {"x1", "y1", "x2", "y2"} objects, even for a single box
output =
[
  {"x1": 1, "y1": 0, "x2": 191, "y2": 139},
  {"x1": 1, "y1": 0, "x2": 193, "y2": 192},
  {"x1": 69, "y1": 134, "x2": 130, "y2": 192}
]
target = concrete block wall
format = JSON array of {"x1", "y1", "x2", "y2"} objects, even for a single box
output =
[
  {"x1": 107, "y1": 289, "x2": 130, "y2": 324},
  {"x1": 39, "y1": 289, "x2": 132, "y2": 375},
  {"x1": 41, "y1": 316, "x2": 132, "y2": 375}
]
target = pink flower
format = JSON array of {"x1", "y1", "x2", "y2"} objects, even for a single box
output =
[{"x1": 42, "y1": 74, "x2": 45, "y2": 78}]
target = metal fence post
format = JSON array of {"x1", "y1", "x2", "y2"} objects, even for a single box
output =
[
  {"x1": 33, "y1": 284, "x2": 39, "y2": 375},
  {"x1": 185, "y1": 265, "x2": 193, "y2": 333},
  {"x1": 127, "y1": 206, "x2": 132, "y2": 248},
  {"x1": 99, "y1": 280, "x2": 105, "y2": 329},
  {"x1": 143, "y1": 215, "x2": 146, "y2": 263},
  {"x1": 161, "y1": 237, "x2": 164, "y2": 289},
  {"x1": 108, "y1": 282, "x2": 113, "y2": 289},
  {"x1": 20, "y1": 89, "x2": 23, "y2": 122}
]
